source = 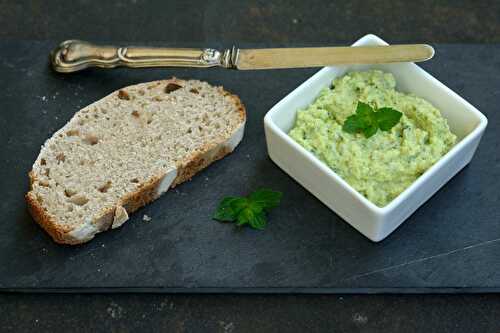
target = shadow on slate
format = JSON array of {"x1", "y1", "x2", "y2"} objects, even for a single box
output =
[{"x1": 0, "y1": 41, "x2": 499, "y2": 292}]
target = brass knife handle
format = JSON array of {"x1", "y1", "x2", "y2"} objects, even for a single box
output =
[{"x1": 50, "y1": 40, "x2": 237, "y2": 73}]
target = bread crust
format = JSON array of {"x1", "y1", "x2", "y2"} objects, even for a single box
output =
[
  {"x1": 25, "y1": 78, "x2": 246, "y2": 245},
  {"x1": 26, "y1": 192, "x2": 69, "y2": 243}
]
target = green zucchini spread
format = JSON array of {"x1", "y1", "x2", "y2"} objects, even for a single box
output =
[{"x1": 289, "y1": 70, "x2": 456, "y2": 207}]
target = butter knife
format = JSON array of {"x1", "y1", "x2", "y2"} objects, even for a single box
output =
[{"x1": 50, "y1": 40, "x2": 434, "y2": 73}]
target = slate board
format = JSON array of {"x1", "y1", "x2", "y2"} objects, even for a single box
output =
[{"x1": 0, "y1": 41, "x2": 499, "y2": 293}]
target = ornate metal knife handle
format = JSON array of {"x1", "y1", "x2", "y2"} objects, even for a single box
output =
[{"x1": 50, "y1": 40, "x2": 238, "y2": 73}]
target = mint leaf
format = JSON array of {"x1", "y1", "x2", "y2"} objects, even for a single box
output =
[
  {"x1": 342, "y1": 102, "x2": 402, "y2": 138},
  {"x1": 355, "y1": 101, "x2": 373, "y2": 117},
  {"x1": 249, "y1": 211, "x2": 267, "y2": 230},
  {"x1": 213, "y1": 188, "x2": 282, "y2": 230},
  {"x1": 342, "y1": 114, "x2": 363, "y2": 133},
  {"x1": 249, "y1": 188, "x2": 283, "y2": 211},
  {"x1": 363, "y1": 123, "x2": 378, "y2": 138},
  {"x1": 235, "y1": 207, "x2": 254, "y2": 226},
  {"x1": 343, "y1": 102, "x2": 378, "y2": 137},
  {"x1": 375, "y1": 107, "x2": 403, "y2": 131},
  {"x1": 229, "y1": 197, "x2": 251, "y2": 214},
  {"x1": 213, "y1": 197, "x2": 245, "y2": 221}
]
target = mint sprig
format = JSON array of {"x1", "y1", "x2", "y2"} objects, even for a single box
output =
[
  {"x1": 342, "y1": 102, "x2": 402, "y2": 138},
  {"x1": 213, "y1": 189, "x2": 282, "y2": 230}
]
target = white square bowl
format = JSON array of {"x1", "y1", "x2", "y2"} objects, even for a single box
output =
[{"x1": 264, "y1": 34, "x2": 488, "y2": 242}]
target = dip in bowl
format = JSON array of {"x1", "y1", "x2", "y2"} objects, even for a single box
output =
[
  {"x1": 288, "y1": 70, "x2": 456, "y2": 207},
  {"x1": 264, "y1": 34, "x2": 487, "y2": 241}
]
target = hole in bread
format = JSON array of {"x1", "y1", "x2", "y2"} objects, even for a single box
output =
[
  {"x1": 64, "y1": 188, "x2": 77, "y2": 197},
  {"x1": 39, "y1": 180, "x2": 50, "y2": 187},
  {"x1": 56, "y1": 153, "x2": 65, "y2": 163},
  {"x1": 43, "y1": 168, "x2": 50, "y2": 177},
  {"x1": 66, "y1": 129, "x2": 80, "y2": 136},
  {"x1": 97, "y1": 181, "x2": 112, "y2": 193},
  {"x1": 40, "y1": 158, "x2": 46, "y2": 166},
  {"x1": 189, "y1": 88, "x2": 199, "y2": 94},
  {"x1": 138, "y1": 89, "x2": 145, "y2": 96},
  {"x1": 131, "y1": 178, "x2": 140, "y2": 183},
  {"x1": 101, "y1": 109, "x2": 107, "y2": 114},
  {"x1": 147, "y1": 119, "x2": 152, "y2": 125},
  {"x1": 94, "y1": 114, "x2": 99, "y2": 119},
  {"x1": 131, "y1": 110, "x2": 140, "y2": 118},
  {"x1": 198, "y1": 126, "x2": 203, "y2": 132},
  {"x1": 165, "y1": 83, "x2": 182, "y2": 94},
  {"x1": 118, "y1": 90, "x2": 131, "y2": 100},
  {"x1": 67, "y1": 205, "x2": 74, "y2": 212},
  {"x1": 83, "y1": 134, "x2": 99, "y2": 145},
  {"x1": 187, "y1": 128, "x2": 192, "y2": 134},
  {"x1": 69, "y1": 194, "x2": 89, "y2": 206}
]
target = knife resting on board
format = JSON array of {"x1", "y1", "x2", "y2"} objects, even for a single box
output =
[{"x1": 50, "y1": 40, "x2": 435, "y2": 73}]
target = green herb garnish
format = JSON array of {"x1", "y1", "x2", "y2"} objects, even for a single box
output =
[
  {"x1": 342, "y1": 102, "x2": 402, "y2": 138},
  {"x1": 213, "y1": 188, "x2": 283, "y2": 230}
]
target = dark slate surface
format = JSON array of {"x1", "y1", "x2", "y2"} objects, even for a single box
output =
[
  {"x1": 3, "y1": 293, "x2": 500, "y2": 333},
  {"x1": 0, "y1": 41, "x2": 498, "y2": 292},
  {"x1": 3, "y1": 0, "x2": 500, "y2": 44}
]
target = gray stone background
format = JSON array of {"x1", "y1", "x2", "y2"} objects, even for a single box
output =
[{"x1": 1, "y1": 0, "x2": 500, "y2": 332}]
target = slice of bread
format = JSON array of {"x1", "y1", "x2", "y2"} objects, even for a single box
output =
[{"x1": 26, "y1": 78, "x2": 246, "y2": 245}]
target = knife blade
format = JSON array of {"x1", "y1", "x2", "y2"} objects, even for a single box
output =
[
  {"x1": 50, "y1": 40, "x2": 434, "y2": 73},
  {"x1": 234, "y1": 45, "x2": 434, "y2": 70}
]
